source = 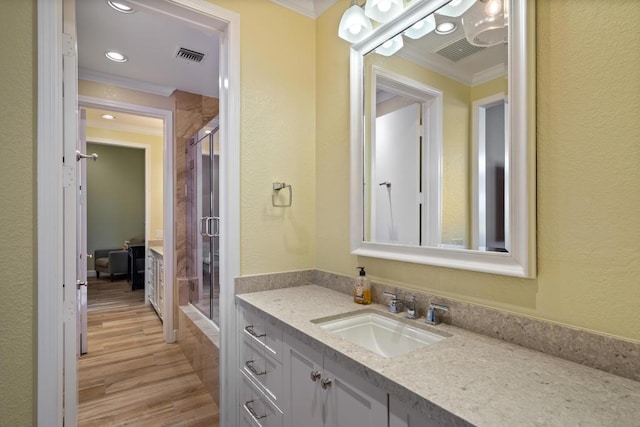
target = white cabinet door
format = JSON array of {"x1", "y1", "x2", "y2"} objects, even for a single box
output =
[
  {"x1": 284, "y1": 333, "x2": 388, "y2": 427},
  {"x1": 324, "y1": 357, "x2": 388, "y2": 427},
  {"x1": 283, "y1": 336, "x2": 324, "y2": 427}
]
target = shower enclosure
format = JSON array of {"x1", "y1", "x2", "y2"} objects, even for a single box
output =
[{"x1": 189, "y1": 121, "x2": 220, "y2": 325}]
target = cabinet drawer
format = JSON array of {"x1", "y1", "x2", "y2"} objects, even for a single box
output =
[
  {"x1": 239, "y1": 306, "x2": 283, "y2": 362},
  {"x1": 241, "y1": 333, "x2": 284, "y2": 406},
  {"x1": 240, "y1": 371, "x2": 283, "y2": 427}
]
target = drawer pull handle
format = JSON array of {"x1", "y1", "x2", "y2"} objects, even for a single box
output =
[
  {"x1": 321, "y1": 378, "x2": 333, "y2": 390},
  {"x1": 310, "y1": 371, "x2": 321, "y2": 382},
  {"x1": 244, "y1": 400, "x2": 266, "y2": 420},
  {"x1": 244, "y1": 325, "x2": 266, "y2": 338},
  {"x1": 245, "y1": 360, "x2": 266, "y2": 376}
]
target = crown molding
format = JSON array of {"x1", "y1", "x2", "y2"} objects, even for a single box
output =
[
  {"x1": 398, "y1": 45, "x2": 472, "y2": 86},
  {"x1": 270, "y1": 0, "x2": 336, "y2": 18},
  {"x1": 471, "y1": 63, "x2": 506, "y2": 86},
  {"x1": 79, "y1": 68, "x2": 176, "y2": 97},
  {"x1": 398, "y1": 45, "x2": 507, "y2": 87}
]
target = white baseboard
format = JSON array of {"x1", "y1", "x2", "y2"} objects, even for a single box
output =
[{"x1": 87, "y1": 270, "x2": 97, "y2": 278}]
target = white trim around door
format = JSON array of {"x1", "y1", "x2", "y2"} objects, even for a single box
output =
[{"x1": 79, "y1": 96, "x2": 175, "y2": 345}]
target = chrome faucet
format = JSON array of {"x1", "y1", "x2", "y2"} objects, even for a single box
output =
[
  {"x1": 383, "y1": 292, "x2": 403, "y2": 313},
  {"x1": 406, "y1": 295, "x2": 417, "y2": 319},
  {"x1": 426, "y1": 303, "x2": 449, "y2": 325}
]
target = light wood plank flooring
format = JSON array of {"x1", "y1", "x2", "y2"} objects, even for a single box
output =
[{"x1": 79, "y1": 278, "x2": 219, "y2": 426}]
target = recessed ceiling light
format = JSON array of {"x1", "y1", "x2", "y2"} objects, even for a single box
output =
[
  {"x1": 101, "y1": 114, "x2": 115, "y2": 120},
  {"x1": 105, "y1": 51, "x2": 127, "y2": 63},
  {"x1": 204, "y1": 130, "x2": 212, "y2": 134},
  {"x1": 435, "y1": 21, "x2": 457, "y2": 35},
  {"x1": 107, "y1": 1, "x2": 134, "y2": 13}
]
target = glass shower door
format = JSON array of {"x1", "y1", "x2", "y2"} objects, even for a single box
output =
[{"x1": 193, "y1": 125, "x2": 220, "y2": 325}]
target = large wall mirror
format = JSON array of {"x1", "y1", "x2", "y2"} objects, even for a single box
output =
[{"x1": 349, "y1": 0, "x2": 536, "y2": 277}]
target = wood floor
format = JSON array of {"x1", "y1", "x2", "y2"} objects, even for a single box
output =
[{"x1": 79, "y1": 278, "x2": 219, "y2": 426}]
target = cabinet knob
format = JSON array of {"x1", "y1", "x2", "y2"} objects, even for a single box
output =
[
  {"x1": 310, "y1": 370, "x2": 321, "y2": 382},
  {"x1": 321, "y1": 378, "x2": 333, "y2": 390}
]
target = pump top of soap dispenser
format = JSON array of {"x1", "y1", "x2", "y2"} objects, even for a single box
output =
[{"x1": 357, "y1": 267, "x2": 366, "y2": 276}]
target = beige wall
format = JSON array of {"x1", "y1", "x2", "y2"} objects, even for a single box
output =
[
  {"x1": 0, "y1": 0, "x2": 35, "y2": 424},
  {"x1": 317, "y1": 0, "x2": 640, "y2": 341}
]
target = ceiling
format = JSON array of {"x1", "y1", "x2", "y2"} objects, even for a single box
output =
[
  {"x1": 77, "y1": 0, "x2": 220, "y2": 97},
  {"x1": 85, "y1": 107, "x2": 164, "y2": 136},
  {"x1": 77, "y1": 0, "x2": 337, "y2": 136}
]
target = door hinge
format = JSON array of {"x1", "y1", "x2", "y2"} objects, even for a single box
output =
[
  {"x1": 63, "y1": 165, "x2": 75, "y2": 188},
  {"x1": 62, "y1": 33, "x2": 75, "y2": 57}
]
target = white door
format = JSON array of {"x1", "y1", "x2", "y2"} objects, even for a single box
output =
[
  {"x1": 62, "y1": 0, "x2": 79, "y2": 422},
  {"x1": 373, "y1": 102, "x2": 421, "y2": 245}
]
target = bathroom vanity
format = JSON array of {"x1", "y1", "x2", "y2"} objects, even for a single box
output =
[
  {"x1": 236, "y1": 285, "x2": 640, "y2": 427},
  {"x1": 147, "y1": 246, "x2": 164, "y2": 320}
]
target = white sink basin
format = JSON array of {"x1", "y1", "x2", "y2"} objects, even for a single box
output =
[{"x1": 312, "y1": 309, "x2": 448, "y2": 358}]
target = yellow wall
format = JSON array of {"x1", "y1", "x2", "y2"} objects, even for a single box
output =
[
  {"x1": 0, "y1": 1, "x2": 35, "y2": 424},
  {"x1": 3, "y1": 0, "x2": 639, "y2": 423},
  {"x1": 85, "y1": 127, "x2": 165, "y2": 240},
  {"x1": 209, "y1": 0, "x2": 317, "y2": 275},
  {"x1": 317, "y1": 0, "x2": 640, "y2": 341}
]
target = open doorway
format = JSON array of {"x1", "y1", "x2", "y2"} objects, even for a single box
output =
[{"x1": 37, "y1": 0, "x2": 240, "y2": 425}]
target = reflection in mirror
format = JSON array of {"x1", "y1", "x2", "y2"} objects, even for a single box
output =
[
  {"x1": 350, "y1": 0, "x2": 535, "y2": 277},
  {"x1": 364, "y1": 0, "x2": 509, "y2": 252}
]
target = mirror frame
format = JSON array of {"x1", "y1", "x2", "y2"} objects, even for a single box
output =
[{"x1": 349, "y1": 0, "x2": 536, "y2": 278}]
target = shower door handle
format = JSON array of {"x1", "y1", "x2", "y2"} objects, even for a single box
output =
[
  {"x1": 206, "y1": 217, "x2": 220, "y2": 237},
  {"x1": 200, "y1": 217, "x2": 209, "y2": 237}
]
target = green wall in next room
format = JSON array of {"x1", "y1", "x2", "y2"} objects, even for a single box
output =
[{"x1": 87, "y1": 142, "x2": 145, "y2": 270}]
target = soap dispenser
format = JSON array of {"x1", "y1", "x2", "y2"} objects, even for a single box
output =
[{"x1": 354, "y1": 267, "x2": 371, "y2": 305}]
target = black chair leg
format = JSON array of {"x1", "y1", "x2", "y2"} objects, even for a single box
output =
[{"x1": 96, "y1": 272, "x2": 100, "y2": 279}]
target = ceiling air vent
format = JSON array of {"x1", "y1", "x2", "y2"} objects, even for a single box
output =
[
  {"x1": 435, "y1": 37, "x2": 485, "y2": 62},
  {"x1": 176, "y1": 47, "x2": 205, "y2": 64}
]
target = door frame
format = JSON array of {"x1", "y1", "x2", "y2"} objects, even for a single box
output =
[
  {"x1": 370, "y1": 66, "x2": 443, "y2": 247},
  {"x1": 37, "y1": 0, "x2": 241, "y2": 425},
  {"x1": 79, "y1": 97, "x2": 170, "y2": 328},
  {"x1": 471, "y1": 92, "x2": 508, "y2": 251}
]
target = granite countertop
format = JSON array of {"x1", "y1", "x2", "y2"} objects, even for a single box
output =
[
  {"x1": 236, "y1": 285, "x2": 640, "y2": 427},
  {"x1": 149, "y1": 246, "x2": 163, "y2": 256}
]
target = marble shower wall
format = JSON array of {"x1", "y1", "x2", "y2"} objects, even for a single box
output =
[{"x1": 172, "y1": 90, "x2": 219, "y2": 324}]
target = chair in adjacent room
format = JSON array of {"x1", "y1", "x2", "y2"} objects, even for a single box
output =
[{"x1": 94, "y1": 248, "x2": 129, "y2": 281}]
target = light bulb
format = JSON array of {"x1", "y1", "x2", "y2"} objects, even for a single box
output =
[
  {"x1": 412, "y1": 21, "x2": 425, "y2": 30},
  {"x1": 349, "y1": 23, "x2": 362, "y2": 35},
  {"x1": 449, "y1": 0, "x2": 462, "y2": 6},
  {"x1": 105, "y1": 51, "x2": 127, "y2": 62},
  {"x1": 485, "y1": 0, "x2": 502, "y2": 17},
  {"x1": 378, "y1": 0, "x2": 392, "y2": 13},
  {"x1": 382, "y1": 40, "x2": 393, "y2": 49},
  {"x1": 435, "y1": 21, "x2": 456, "y2": 34}
]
